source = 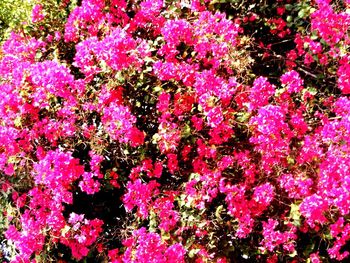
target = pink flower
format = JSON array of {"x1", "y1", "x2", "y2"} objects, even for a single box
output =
[
  {"x1": 162, "y1": 19, "x2": 193, "y2": 46},
  {"x1": 61, "y1": 213, "x2": 103, "y2": 260},
  {"x1": 300, "y1": 194, "x2": 329, "y2": 227},
  {"x1": 128, "y1": 127, "x2": 145, "y2": 147},
  {"x1": 79, "y1": 172, "x2": 100, "y2": 194},
  {"x1": 32, "y1": 5, "x2": 45, "y2": 23},
  {"x1": 123, "y1": 179, "x2": 159, "y2": 218},
  {"x1": 252, "y1": 183, "x2": 274, "y2": 207},
  {"x1": 248, "y1": 77, "x2": 275, "y2": 111},
  {"x1": 32, "y1": 149, "x2": 84, "y2": 203},
  {"x1": 310, "y1": 252, "x2": 321, "y2": 263},
  {"x1": 280, "y1": 70, "x2": 303, "y2": 93},
  {"x1": 337, "y1": 56, "x2": 350, "y2": 94},
  {"x1": 153, "y1": 195, "x2": 179, "y2": 231},
  {"x1": 157, "y1": 92, "x2": 171, "y2": 113},
  {"x1": 123, "y1": 228, "x2": 185, "y2": 263},
  {"x1": 167, "y1": 153, "x2": 179, "y2": 174}
]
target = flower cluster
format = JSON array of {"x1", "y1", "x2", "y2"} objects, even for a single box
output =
[
  {"x1": 123, "y1": 179, "x2": 160, "y2": 219},
  {"x1": 61, "y1": 213, "x2": 103, "y2": 260},
  {"x1": 123, "y1": 228, "x2": 186, "y2": 263}
]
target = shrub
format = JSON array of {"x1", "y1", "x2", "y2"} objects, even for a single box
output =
[{"x1": 1, "y1": 0, "x2": 350, "y2": 262}]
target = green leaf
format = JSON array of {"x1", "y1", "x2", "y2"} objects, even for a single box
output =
[
  {"x1": 236, "y1": 112, "x2": 251, "y2": 123},
  {"x1": 149, "y1": 210, "x2": 158, "y2": 232},
  {"x1": 288, "y1": 250, "x2": 298, "y2": 258},
  {"x1": 161, "y1": 231, "x2": 170, "y2": 241},
  {"x1": 215, "y1": 205, "x2": 224, "y2": 220},
  {"x1": 289, "y1": 203, "x2": 301, "y2": 226},
  {"x1": 287, "y1": 156, "x2": 295, "y2": 165},
  {"x1": 298, "y1": 9, "x2": 305, "y2": 18},
  {"x1": 285, "y1": 4, "x2": 294, "y2": 11},
  {"x1": 185, "y1": 236, "x2": 195, "y2": 249},
  {"x1": 188, "y1": 248, "x2": 200, "y2": 258},
  {"x1": 182, "y1": 123, "x2": 191, "y2": 138}
]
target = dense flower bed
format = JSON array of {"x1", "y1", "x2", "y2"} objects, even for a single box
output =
[{"x1": 1, "y1": 0, "x2": 350, "y2": 262}]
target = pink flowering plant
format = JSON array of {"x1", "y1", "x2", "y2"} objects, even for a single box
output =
[{"x1": 1, "y1": 0, "x2": 350, "y2": 262}]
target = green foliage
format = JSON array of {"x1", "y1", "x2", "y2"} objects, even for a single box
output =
[{"x1": 0, "y1": 0, "x2": 34, "y2": 43}]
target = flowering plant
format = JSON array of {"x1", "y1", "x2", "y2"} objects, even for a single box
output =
[{"x1": 1, "y1": 0, "x2": 350, "y2": 262}]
